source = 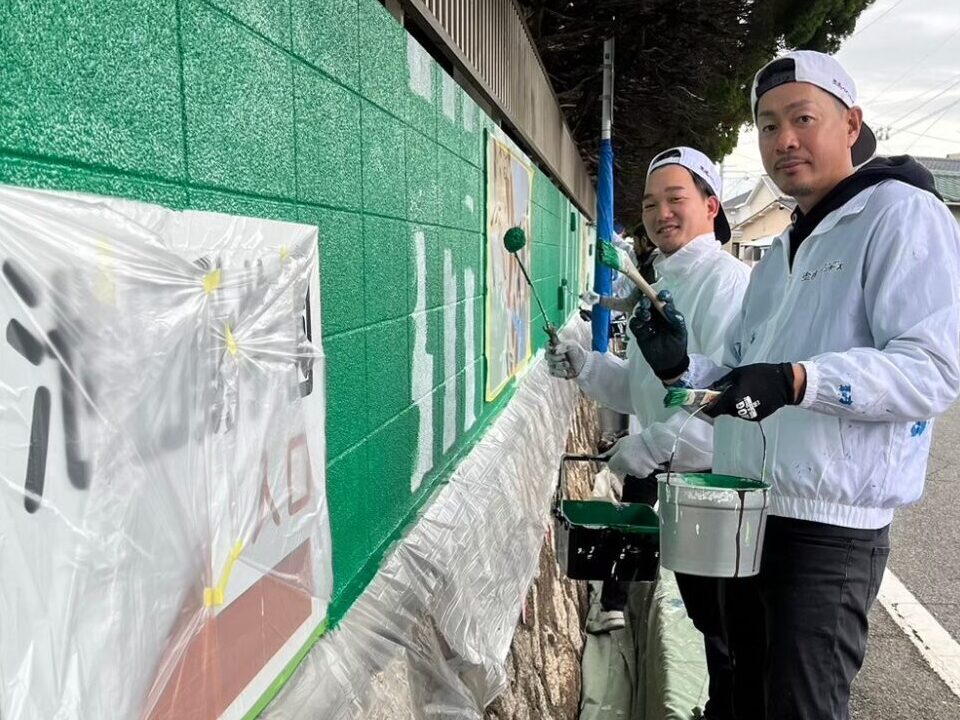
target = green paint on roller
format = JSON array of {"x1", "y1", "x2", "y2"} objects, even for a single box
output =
[{"x1": 504, "y1": 226, "x2": 526, "y2": 252}]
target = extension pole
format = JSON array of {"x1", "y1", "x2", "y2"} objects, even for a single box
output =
[{"x1": 592, "y1": 38, "x2": 615, "y2": 352}]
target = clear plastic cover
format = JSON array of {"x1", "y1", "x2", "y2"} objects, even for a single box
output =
[
  {"x1": 263, "y1": 322, "x2": 590, "y2": 719},
  {"x1": 0, "y1": 185, "x2": 332, "y2": 719}
]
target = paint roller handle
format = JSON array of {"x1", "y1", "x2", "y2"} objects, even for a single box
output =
[
  {"x1": 546, "y1": 323, "x2": 560, "y2": 347},
  {"x1": 630, "y1": 269, "x2": 666, "y2": 316},
  {"x1": 554, "y1": 453, "x2": 607, "y2": 506}
]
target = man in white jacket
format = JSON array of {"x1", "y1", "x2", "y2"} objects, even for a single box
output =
[
  {"x1": 632, "y1": 51, "x2": 960, "y2": 719},
  {"x1": 547, "y1": 147, "x2": 750, "y2": 720}
]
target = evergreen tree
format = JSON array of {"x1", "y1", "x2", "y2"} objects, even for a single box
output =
[{"x1": 517, "y1": 0, "x2": 875, "y2": 225}]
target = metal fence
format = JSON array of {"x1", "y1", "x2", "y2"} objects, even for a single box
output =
[{"x1": 402, "y1": 0, "x2": 597, "y2": 218}]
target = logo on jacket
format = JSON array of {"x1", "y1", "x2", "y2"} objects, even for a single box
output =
[
  {"x1": 801, "y1": 260, "x2": 843, "y2": 282},
  {"x1": 736, "y1": 396, "x2": 760, "y2": 420}
]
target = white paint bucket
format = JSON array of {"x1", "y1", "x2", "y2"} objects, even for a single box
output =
[{"x1": 657, "y1": 473, "x2": 770, "y2": 578}]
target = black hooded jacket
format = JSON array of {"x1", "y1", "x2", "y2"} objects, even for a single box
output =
[{"x1": 788, "y1": 155, "x2": 943, "y2": 268}]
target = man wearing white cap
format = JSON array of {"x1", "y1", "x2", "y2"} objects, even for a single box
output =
[
  {"x1": 632, "y1": 50, "x2": 960, "y2": 719},
  {"x1": 547, "y1": 147, "x2": 750, "y2": 720}
]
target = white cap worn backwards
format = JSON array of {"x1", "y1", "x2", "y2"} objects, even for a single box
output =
[{"x1": 751, "y1": 50, "x2": 877, "y2": 165}]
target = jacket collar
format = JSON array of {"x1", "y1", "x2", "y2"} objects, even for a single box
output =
[
  {"x1": 771, "y1": 183, "x2": 882, "y2": 253},
  {"x1": 654, "y1": 232, "x2": 721, "y2": 281}
]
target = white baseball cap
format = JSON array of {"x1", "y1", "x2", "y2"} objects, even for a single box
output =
[
  {"x1": 751, "y1": 50, "x2": 876, "y2": 165},
  {"x1": 646, "y1": 146, "x2": 731, "y2": 243}
]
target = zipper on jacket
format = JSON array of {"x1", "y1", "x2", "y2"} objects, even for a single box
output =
[{"x1": 753, "y1": 233, "x2": 815, "y2": 363}]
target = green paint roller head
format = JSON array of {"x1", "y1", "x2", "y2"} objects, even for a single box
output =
[
  {"x1": 504, "y1": 226, "x2": 527, "y2": 253},
  {"x1": 502, "y1": 226, "x2": 559, "y2": 346}
]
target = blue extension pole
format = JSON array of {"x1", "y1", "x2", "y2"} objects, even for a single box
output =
[{"x1": 592, "y1": 38, "x2": 615, "y2": 352}]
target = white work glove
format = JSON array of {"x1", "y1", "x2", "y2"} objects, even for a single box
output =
[
  {"x1": 579, "y1": 290, "x2": 601, "y2": 307},
  {"x1": 545, "y1": 340, "x2": 587, "y2": 379},
  {"x1": 604, "y1": 433, "x2": 662, "y2": 478}
]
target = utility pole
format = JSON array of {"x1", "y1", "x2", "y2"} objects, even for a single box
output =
[{"x1": 592, "y1": 38, "x2": 615, "y2": 352}]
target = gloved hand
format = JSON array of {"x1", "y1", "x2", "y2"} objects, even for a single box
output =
[
  {"x1": 545, "y1": 340, "x2": 587, "y2": 379},
  {"x1": 703, "y1": 362, "x2": 798, "y2": 422},
  {"x1": 604, "y1": 433, "x2": 661, "y2": 478},
  {"x1": 579, "y1": 290, "x2": 601, "y2": 307},
  {"x1": 629, "y1": 289, "x2": 689, "y2": 381}
]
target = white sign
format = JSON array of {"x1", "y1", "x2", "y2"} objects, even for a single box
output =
[{"x1": 0, "y1": 186, "x2": 331, "y2": 720}]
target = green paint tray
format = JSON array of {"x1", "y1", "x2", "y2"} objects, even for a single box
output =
[{"x1": 552, "y1": 455, "x2": 660, "y2": 582}]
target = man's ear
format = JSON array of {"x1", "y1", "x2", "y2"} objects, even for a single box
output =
[
  {"x1": 847, "y1": 106, "x2": 864, "y2": 151},
  {"x1": 706, "y1": 195, "x2": 720, "y2": 221}
]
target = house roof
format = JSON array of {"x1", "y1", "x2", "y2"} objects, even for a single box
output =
[
  {"x1": 914, "y1": 156, "x2": 960, "y2": 204},
  {"x1": 933, "y1": 174, "x2": 960, "y2": 203},
  {"x1": 723, "y1": 189, "x2": 751, "y2": 210},
  {"x1": 739, "y1": 234, "x2": 777, "y2": 248},
  {"x1": 914, "y1": 156, "x2": 960, "y2": 173}
]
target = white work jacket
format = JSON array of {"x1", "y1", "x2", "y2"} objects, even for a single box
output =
[
  {"x1": 577, "y1": 233, "x2": 751, "y2": 471},
  {"x1": 688, "y1": 180, "x2": 960, "y2": 529}
]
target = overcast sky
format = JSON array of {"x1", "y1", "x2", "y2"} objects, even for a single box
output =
[{"x1": 722, "y1": 0, "x2": 960, "y2": 198}]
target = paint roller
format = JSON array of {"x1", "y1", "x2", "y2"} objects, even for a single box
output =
[{"x1": 503, "y1": 227, "x2": 561, "y2": 346}]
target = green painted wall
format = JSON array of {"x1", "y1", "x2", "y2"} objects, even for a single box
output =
[{"x1": 0, "y1": 0, "x2": 586, "y2": 624}]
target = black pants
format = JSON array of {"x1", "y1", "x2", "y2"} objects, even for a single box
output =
[
  {"x1": 676, "y1": 573, "x2": 735, "y2": 720},
  {"x1": 725, "y1": 516, "x2": 891, "y2": 720}
]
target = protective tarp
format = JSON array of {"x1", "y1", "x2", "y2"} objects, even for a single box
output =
[
  {"x1": 641, "y1": 570, "x2": 708, "y2": 720},
  {"x1": 0, "y1": 185, "x2": 332, "y2": 719},
  {"x1": 263, "y1": 321, "x2": 589, "y2": 719},
  {"x1": 578, "y1": 580, "x2": 635, "y2": 720}
]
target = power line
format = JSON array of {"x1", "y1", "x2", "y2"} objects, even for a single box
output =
[
  {"x1": 852, "y1": 0, "x2": 907, "y2": 37},
  {"x1": 895, "y1": 94, "x2": 960, "y2": 134},
  {"x1": 884, "y1": 75, "x2": 960, "y2": 128},
  {"x1": 860, "y1": 25, "x2": 960, "y2": 107},
  {"x1": 904, "y1": 103, "x2": 955, "y2": 153},
  {"x1": 896, "y1": 127, "x2": 960, "y2": 144}
]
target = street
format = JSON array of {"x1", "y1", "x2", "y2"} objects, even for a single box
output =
[{"x1": 851, "y1": 402, "x2": 960, "y2": 717}]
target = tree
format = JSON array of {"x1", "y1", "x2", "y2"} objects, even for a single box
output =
[{"x1": 516, "y1": 0, "x2": 875, "y2": 227}]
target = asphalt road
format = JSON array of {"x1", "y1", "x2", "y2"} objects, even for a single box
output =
[{"x1": 850, "y1": 403, "x2": 960, "y2": 718}]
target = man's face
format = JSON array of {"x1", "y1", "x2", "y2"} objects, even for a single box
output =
[
  {"x1": 641, "y1": 165, "x2": 717, "y2": 255},
  {"x1": 756, "y1": 82, "x2": 861, "y2": 212}
]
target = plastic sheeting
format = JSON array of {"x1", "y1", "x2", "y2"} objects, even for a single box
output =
[
  {"x1": 263, "y1": 321, "x2": 590, "y2": 719},
  {"x1": 0, "y1": 185, "x2": 332, "y2": 719},
  {"x1": 641, "y1": 570, "x2": 708, "y2": 720}
]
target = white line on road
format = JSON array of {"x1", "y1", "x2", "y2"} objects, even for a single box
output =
[{"x1": 877, "y1": 569, "x2": 960, "y2": 698}]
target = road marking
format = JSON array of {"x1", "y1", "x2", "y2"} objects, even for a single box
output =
[{"x1": 877, "y1": 569, "x2": 960, "y2": 698}]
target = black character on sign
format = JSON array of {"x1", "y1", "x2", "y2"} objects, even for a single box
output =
[
  {"x1": 298, "y1": 289, "x2": 314, "y2": 398},
  {"x1": 4, "y1": 260, "x2": 93, "y2": 513}
]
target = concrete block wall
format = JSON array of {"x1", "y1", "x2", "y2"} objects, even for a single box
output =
[{"x1": 0, "y1": 0, "x2": 587, "y2": 623}]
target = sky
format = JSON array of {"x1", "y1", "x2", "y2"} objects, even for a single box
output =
[{"x1": 722, "y1": 0, "x2": 960, "y2": 199}]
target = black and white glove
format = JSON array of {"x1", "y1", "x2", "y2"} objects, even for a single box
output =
[
  {"x1": 629, "y1": 289, "x2": 689, "y2": 381},
  {"x1": 703, "y1": 362, "x2": 797, "y2": 422}
]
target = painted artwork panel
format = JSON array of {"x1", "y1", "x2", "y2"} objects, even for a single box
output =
[{"x1": 485, "y1": 135, "x2": 534, "y2": 400}]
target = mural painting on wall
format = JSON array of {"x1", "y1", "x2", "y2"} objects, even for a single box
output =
[
  {"x1": 0, "y1": 186, "x2": 332, "y2": 720},
  {"x1": 485, "y1": 135, "x2": 534, "y2": 401}
]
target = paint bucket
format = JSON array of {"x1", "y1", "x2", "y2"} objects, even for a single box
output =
[
  {"x1": 657, "y1": 472, "x2": 770, "y2": 577},
  {"x1": 552, "y1": 454, "x2": 659, "y2": 581}
]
